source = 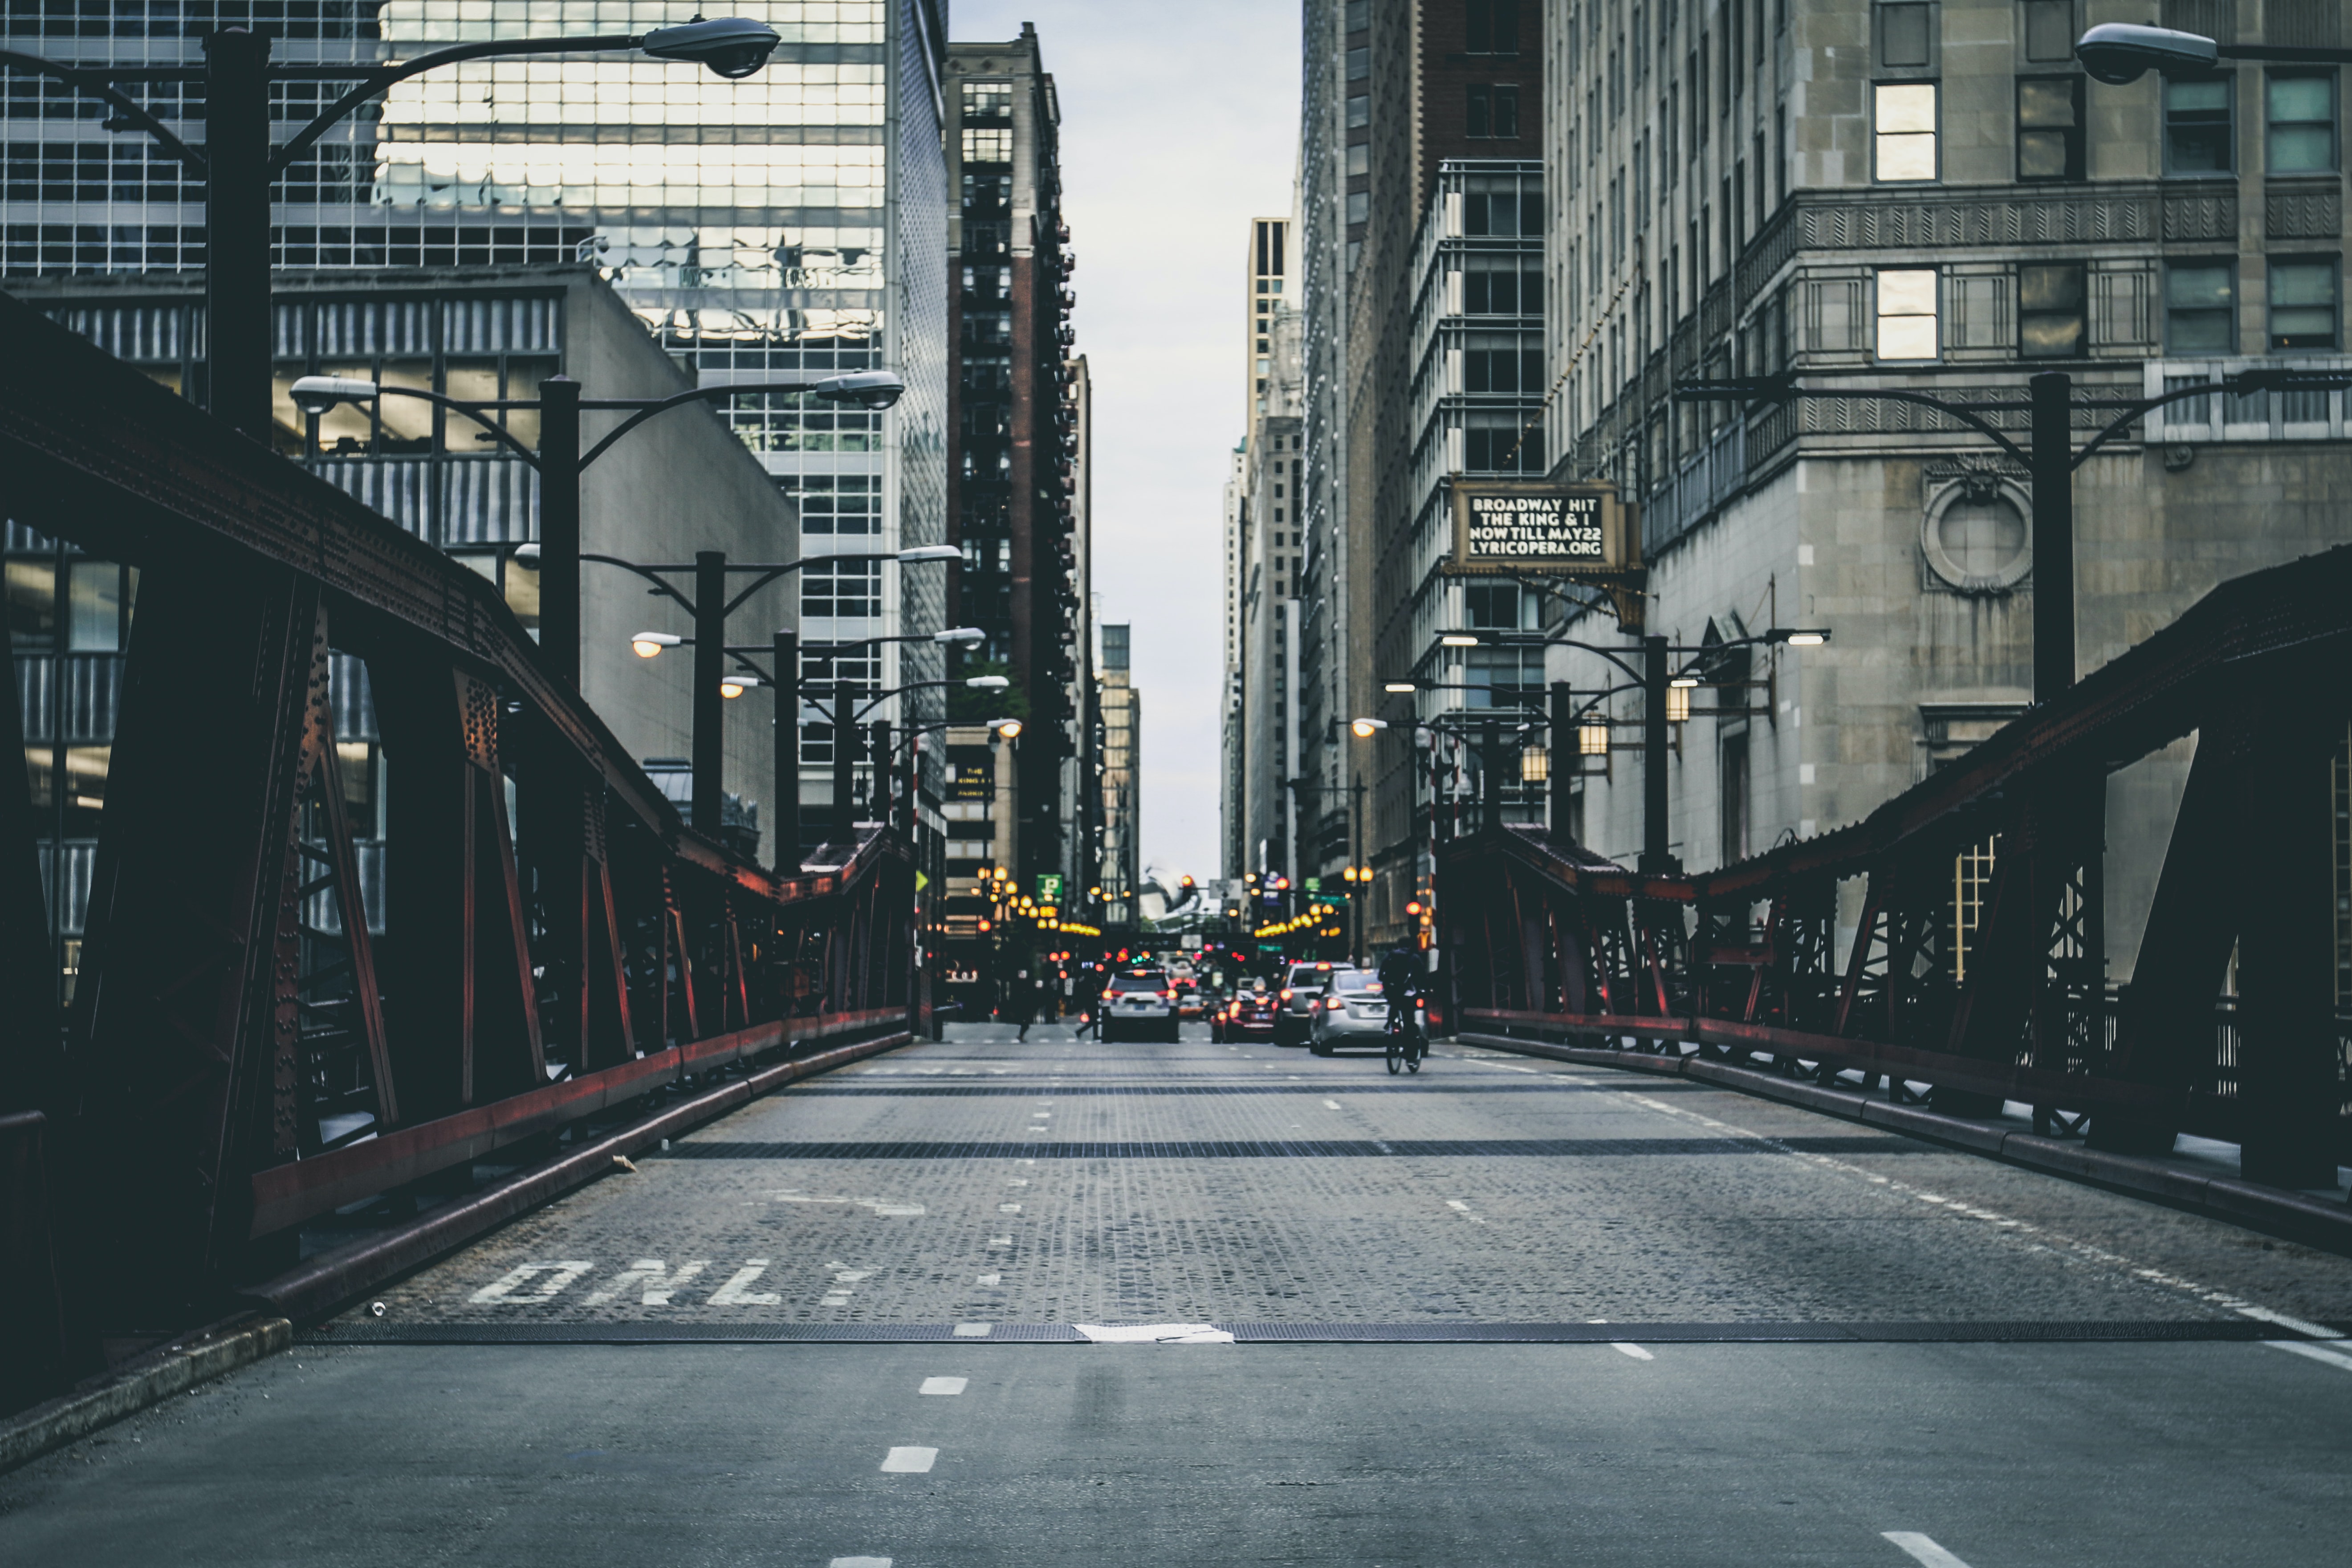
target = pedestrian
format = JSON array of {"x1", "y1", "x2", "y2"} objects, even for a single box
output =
[
  {"x1": 1073, "y1": 967, "x2": 1104, "y2": 1038},
  {"x1": 1010, "y1": 968, "x2": 1038, "y2": 1041}
]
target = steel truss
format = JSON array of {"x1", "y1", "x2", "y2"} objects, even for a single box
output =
[
  {"x1": 0, "y1": 292, "x2": 920, "y2": 1409},
  {"x1": 1446, "y1": 540, "x2": 2352, "y2": 1195}
]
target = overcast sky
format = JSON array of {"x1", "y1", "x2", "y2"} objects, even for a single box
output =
[{"x1": 952, "y1": 2, "x2": 1300, "y2": 880}]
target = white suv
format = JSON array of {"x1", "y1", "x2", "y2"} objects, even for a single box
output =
[{"x1": 1102, "y1": 967, "x2": 1179, "y2": 1043}]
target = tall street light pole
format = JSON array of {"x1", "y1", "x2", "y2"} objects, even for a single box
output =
[{"x1": 294, "y1": 369, "x2": 905, "y2": 689}]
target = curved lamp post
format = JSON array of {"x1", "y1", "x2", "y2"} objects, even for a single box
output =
[{"x1": 289, "y1": 373, "x2": 910, "y2": 690}]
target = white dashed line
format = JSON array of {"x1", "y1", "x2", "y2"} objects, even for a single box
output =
[
  {"x1": 998, "y1": 1203, "x2": 1022, "y2": 1213},
  {"x1": 954, "y1": 1322, "x2": 994, "y2": 1337},
  {"x1": 879, "y1": 1447, "x2": 938, "y2": 1473},
  {"x1": 974, "y1": 1273, "x2": 1001, "y2": 1285},
  {"x1": 919, "y1": 1377, "x2": 968, "y2": 1396},
  {"x1": 1610, "y1": 1342, "x2": 1655, "y2": 1361},
  {"x1": 829, "y1": 1557, "x2": 891, "y2": 1568},
  {"x1": 2265, "y1": 1339, "x2": 2352, "y2": 1374},
  {"x1": 1323, "y1": 1099, "x2": 1342, "y2": 1110},
  {"x1": 1882, "y1": 1532, "x2": 1974, "y2": 1568},
  {"x1": 987, "y1": 1236, "x2": 1011, "y2": 1248},
  {"x1": 1445, "y1": 1199, "x2": 1472, "y2": 1211}
]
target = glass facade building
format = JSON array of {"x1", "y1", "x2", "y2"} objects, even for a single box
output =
[{"x1": 0, "y1": 0, "x2": 950, "y2": 859}]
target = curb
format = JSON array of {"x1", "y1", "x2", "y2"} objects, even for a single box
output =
[
  {"x1": 1, "y1": 1027, "x2": 915, "y2": 1476},
  {"x1": 0, "y1": 1314, "x2": 291, "y2": 1475},
  {"x1": 1455, "y1": 1032, "x2": 2352, "y2": 1254}
]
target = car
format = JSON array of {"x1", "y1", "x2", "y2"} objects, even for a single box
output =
[
  {"x1": 1308, "y1": 970, "x2": 1393, "y2": 1055},
  {"x1": 1213, "y1": 986, "x2": 1278, "y2": 1043},
  {"x1": 1173, "y1": 977, "x2": 1204, "y2": 1020},
  {"x1": 1102, "y1": 966, "x2": 1180, "y2": 1043},
  {"x1": 1273, "y1": 961, "x2": 1354, "y2": 1046}
]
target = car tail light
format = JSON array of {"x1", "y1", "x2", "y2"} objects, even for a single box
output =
[
  {"x1": 1163, "y1": 989, "x2": 1176, "y2": 1001},
  {"x1": 1325, "y1": 996, "x2": 1345, "y2": 1010},
  {"x1": 1280, "y1": 988, "x2": 1293, "y2": 1000}
]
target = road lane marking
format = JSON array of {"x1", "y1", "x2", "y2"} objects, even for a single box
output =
[
  {"x1": 829, "y1": 1557, "x2": 891, "y2": 1567},
  {"x1": 920, "y1": 1377, "x2": 968, "y2": 1396},
  {"x1": 954, "y1": 1323, "x2": 994, "y2": 1337},
  {"x1": 1323, "y1": 1100, "x2": 1342, "y2": 1109},
  {"x1": 987, "y1": 1236, "x2": 1011, "y2": 1247},
  {"x1": 467, "y1": 1261, "x2": 594, "y2": 1304},
  {"x1": 1611, "y1": 1342, "x2": 1655, "y2": 1360},
  {"x1": 769, "y1": 1191, "x2": 927, "y2": 1218},
  {"x1": 584, "y1": 1259, "x2": 708, "y2": 1306},
  {"x1": 1882, "y1": 1533, "x2": 1973, "y2": 1568},
  {"x1": 975, "y1": 1273, "x2": 1001, "y2": 1285},
  {"x1": 879, "y1": 1447, "x2": 938, "y2": 1473},
  {"x1": 2265, "y1": 1339, "x2": 2352, "y2": 1373},
  {"x1": 1618, "y1": 1088, "x2": 2333, "y2": 1331},
  {"x1": 708, "y1": 1260, "x2": 781, "y2": 1306},
  {"x1": 1445, "y1": 1200, "x2": 1471, "y2": 1210},
  {"x1": 1072, "y1": 1323, "x2": 1237, "y2": 1344},
  {"x1": 999, "y1": 1203, "x2": 1023, "y2": 1212}
]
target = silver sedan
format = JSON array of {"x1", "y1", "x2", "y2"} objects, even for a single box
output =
[{"x1": 1307, "y1": 973, "x2": 1392, "y2": 1054}]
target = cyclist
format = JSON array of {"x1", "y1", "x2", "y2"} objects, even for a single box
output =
[{"x1": 1375, "y1": 941, "x2": 1425, "y2": 1070}]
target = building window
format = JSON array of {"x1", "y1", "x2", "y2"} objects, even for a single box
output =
[
  {"x1": 2164, "y1": 77, "x2": 2232, "y2": 174},
  {"x1": 1347, "y1": 46, "x2": 1369, "y2": 81},
  {"x1": 2268, "y1": 72, "x2": 2337, "y2": 174},
  {"x1": 1876, "y1": 269, "x2": 1938, "y2": 359},
  {"x1": 2018, "y1": 263, "x2": 2087, "y2": 357},
  {"x1": 1346, "y1": 191, "x2": 1368, "y2": 225},
  {"x1": 2017, "y1": 76, "x2": 2084, "y2": 181},
  {"x1": 959, "y1": 128, "x2": 1012, "y2": 164},
  {"x1": 1463, "y1": 172, "x2": 1540, "y2": 236},
  {"x1": 1346, "y1": 143, "x2": 1368, "y2": 177},
  {"x1": 961, "y1": 81, "x2": 1012, "y2": 120},
  {"x1": 1347, "y1": 94, "x2": 1368, "y2": 129},
  {"x1": 1463, "y1": 253, "x2": 1542, "y2": 314},
  {"x1": 2269, "y1": 257, "x2": 2340, "y2": 350},
  {"x1": 801, "y1": 558, "x2": 882, "y2": 620},
  {"x1": 2165, "y1": 261, "x2": 2235, "y2": 351},
  {"x1": 1467, "y1": 0, "x2": 1518, "y2": 53},
  {"x1": 2020, "y1": 0, "x2": 2074, "y2": 64},
  {"x1": 1464, "y1": 410, "x2": 1541, "y2": 472},
  {"x1": 793, "y1": 475, "x2": 881, "y2": 535},
  {"x1": 1467, "y1": 85, "x2": 1520, "y2": 138},
  {"x1": 1464, "y1": 331, "x2": 1542, "y2": 394},
  {"x1": 1877, "y1": 2, "x2": 1933, "y2": 69},
  {"x1": 1874, "y1": 83, "x2": 1938, "y2": 181}
]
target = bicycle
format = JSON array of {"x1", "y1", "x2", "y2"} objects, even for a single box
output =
[{"x1": 1384, "y1": 996, "x2": 1426, "y2": 1075}]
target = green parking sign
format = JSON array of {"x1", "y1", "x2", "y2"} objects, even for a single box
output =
[{"x1": 1036, "y1": 873, "x2": 1064, "y2": 902}]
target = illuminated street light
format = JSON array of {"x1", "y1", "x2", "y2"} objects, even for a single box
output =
[{"x1": 631, "y1": 631, "x2": 683, "y2": 659}]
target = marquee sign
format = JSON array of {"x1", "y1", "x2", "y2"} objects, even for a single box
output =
[{"x1": 1449, "y1": 481, "x2": 1637, "y2": 575}]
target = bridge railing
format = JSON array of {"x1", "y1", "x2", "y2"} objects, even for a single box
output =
[
  {"x1": 0, "y1": 289, "x2": 920, "y2": 1402},
  {"x1": 1442, "y1": 539, "x2": 2352, "y2": 1190}
]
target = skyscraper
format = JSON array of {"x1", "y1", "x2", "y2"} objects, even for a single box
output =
[
  {"x1": 943, "y1": 24, "x2": 1088, "y2": 901},
  {"x1": 0, "y1": 0, "x2": 951, "y2": 861}
]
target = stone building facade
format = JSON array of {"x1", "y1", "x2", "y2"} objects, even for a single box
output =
[{"x1": 1540, "y1": 0, "x2": 2352, "y2": 981}]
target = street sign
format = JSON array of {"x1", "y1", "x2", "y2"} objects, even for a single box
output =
[
  {"x1": 1303, "y1": 877, "x2": 1321, "y2": 892},
  {"x1": 1037, "y1": 873, "x2": 1064, "y2": 902},
  {"x1": 1449, "y1": 481, "x2": 1636, "y2": 574}
]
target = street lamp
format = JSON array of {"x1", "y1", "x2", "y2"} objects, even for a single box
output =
[
  {"x1": 2073, "y1": 23, "x2": 2352, "y2": 85},
  {"x1": 2, "y1": 22, "x2": 781, "y2": 443},
  {"x1": 291, "y1": 375, "x2": 910, "y2": 689}
]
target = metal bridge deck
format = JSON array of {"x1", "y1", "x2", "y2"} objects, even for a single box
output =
[{"x1": 4, "y1": 1023, "x2": 2350, "y2": 1566}]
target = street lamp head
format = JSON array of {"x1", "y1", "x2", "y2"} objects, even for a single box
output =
[
  {"x1": 1774, "y1": 628, "x2": 1831, "y2": 647},
  {"x1": 511, "y1": 542, "x2": 541, "y2": 564},
  {"x1": 933, "y1": 626, "x2": 987, "y2": 644},
  {"x1": 1383, "y1": 680, "x2": 1418, "y2": 693},
  {"x1": 631, "y1": 631, "x2": 683, "y2": 659},
  {"x1": 718, "y1": 675, "x2": 761, "y2": 699},
  {"x1": 639, "y1": 16, "x2": 782, "y2": 78},
  {"x1": 1439, "y1": 633, "x2": 1480, "y2": 648},
  {"x1": 964, "y1": 674, "x2": 1010, "y2": 690},
  {"x1": 1350, "y1": 717, "x2": 1388, "y2": 738},
  {"x1": 1668, "y1": 675, "x2": 1701, "y2": 688},
  {"x1": 2073, "y1": 22, "x2": 2217, "y2": 85},
  {"x1": 812, "y1": 369, "x2": 908, "y2": 409},
  {"x1": 289, "y1": 375, "x2": 380, "y2": 414},
  {"x1": 993, "y1": 718, "x2": 1024, "y2": 740},
  {"x1": 896, "y1": 545, "x2": 964, "y2": 564}
]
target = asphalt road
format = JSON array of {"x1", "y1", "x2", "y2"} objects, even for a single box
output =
[{"x1": 4, "y1": 1023, "x2": 2349, "y2": 1566}]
